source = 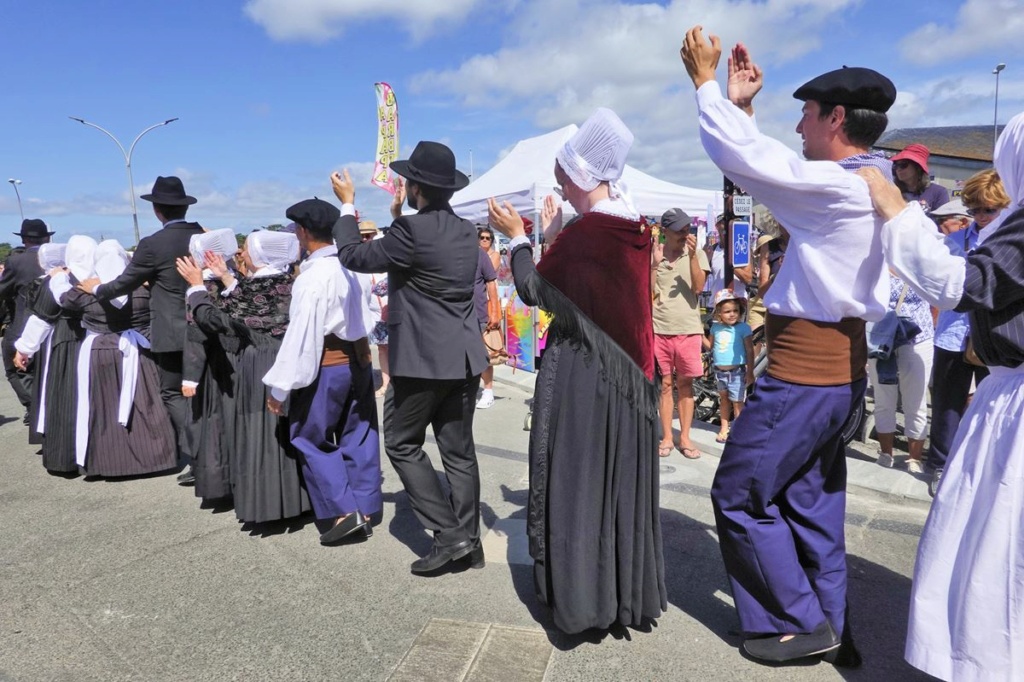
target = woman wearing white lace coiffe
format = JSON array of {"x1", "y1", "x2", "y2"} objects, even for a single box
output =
[{"x1": 859, "y1": 109, "x2": 1024, "y2": 682}]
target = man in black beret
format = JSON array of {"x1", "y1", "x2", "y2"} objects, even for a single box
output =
[
  {"x1": 330, "y1": 141, "x2": 489, "y2": 576},
  {"x1": 262, "y1": 197, "x2": 382, "y2": 546},
  {"x1": 0, "y1": 219, "x2": 53, "y2": 422},
  {"x1": 79, "y1": 176, "x2": 205, "y2": 482},
  {"x1": 681, "y1": 27, "x2": 896, "y2": 667}
]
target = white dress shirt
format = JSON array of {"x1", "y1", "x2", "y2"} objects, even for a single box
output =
[
  {"x1": 695, "y1": 81, "x2": 889, "y2": 322},
  {"x1": 262, "y1": 245, "x2": 375, "y2": 402},
  {"x1": 881, "y1": 202, "x2": 966, "y2": 309}
]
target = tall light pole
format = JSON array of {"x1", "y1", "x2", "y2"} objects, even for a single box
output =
[
  {"x1": 68, "y1": 116, "x2": 179, "y2": 245},
  {"x1": 7, "y1": 179, "x2": 24, "y2": 222},
  {"x1": 993, "y1": 63, "x2": 1006, "y2": 153}
]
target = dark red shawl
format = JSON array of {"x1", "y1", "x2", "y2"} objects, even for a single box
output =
[{"x1": 536, "y1": 212, "x2": 654, "y2": 379}]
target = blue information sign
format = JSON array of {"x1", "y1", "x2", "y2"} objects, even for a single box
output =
[{"x1": 732, "y1": 220, "x2": 751, "y2": 268}]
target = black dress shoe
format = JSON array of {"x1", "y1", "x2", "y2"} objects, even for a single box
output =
[
  {"x1": 410, "y1": 540, "x2": 474, "y2": 575},
  {"x1": 176, "y1": 466, "x2": 196, "y2": 486},
  {"x1": 319, "y1": 511, "x2": 368, "y2": 545},
  {"x1": 743, "y1": 620, "x2": 840, "y2": 662},
  {"x1": 23, "y1": 411, "x2": 31, "y2": 426},
  {"x1": 464, "y1": 540, "x2": 485, "y2": 569}
]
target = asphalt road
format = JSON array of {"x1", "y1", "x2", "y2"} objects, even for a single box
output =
[{"x1": 0, "y1": 374, "x2": 936, "y2": 682}]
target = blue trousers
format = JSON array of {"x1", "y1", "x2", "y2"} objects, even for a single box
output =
[
  {"x1": 288, "y1": 362, "x2": 382, "y2": 520},
  {"x1": 710, "y1": 374, "x2": 865, "y2": 636}
]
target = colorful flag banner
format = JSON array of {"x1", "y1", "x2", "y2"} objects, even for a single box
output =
[{"x1": 372, "y1": 82, "x2": 399, "y2": 195}]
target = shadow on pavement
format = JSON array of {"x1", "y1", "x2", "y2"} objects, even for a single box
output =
[
  {"x1": 241, "y1": 511, "x2": 317, "y2": 537},
  {"x1": 660, "y1": 508, "x2": 930, "y2": 681}
]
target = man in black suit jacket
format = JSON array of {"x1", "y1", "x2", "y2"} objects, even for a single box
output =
[
  {"x1": 80, "y1": 176, "x2": 204, "y2": 475},
  {"x1": 0, "y1": 219, "x2": 52, "y2": 420},
  {"x1": 331, "y1": 142, "x2": 489, "y2": 575}
]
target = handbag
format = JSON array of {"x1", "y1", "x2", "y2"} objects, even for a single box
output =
[{"x1": 483, "y1": 328, "x2": 508, "y2": 366}]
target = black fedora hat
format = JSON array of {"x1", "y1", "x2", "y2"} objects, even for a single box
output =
[
  {"x1": 390, "y1": 141, "x2": 470, "y2": 191},
  {"x1": 140, "y1": 176, "x2": 197, "y2": 205},
  {"x1": 14, "y1": 218, "x2": 55, "y2": 239}
]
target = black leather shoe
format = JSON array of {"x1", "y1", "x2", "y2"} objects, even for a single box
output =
[
  {"x1": 176, "y1": 466, "x2": 196, "y2": 486},
  {"x1": 465, "y1": 540, "x2": 485, "y2": 569},
  {"x1": 320, "y1": 511, "x2": 368, "y2": 545},
  {"x1": 743, "y1": 620, "x2": 840, "y2": 662},
  {"x1": 410, "y1": 540, "x2": 473, "y2": 575}
]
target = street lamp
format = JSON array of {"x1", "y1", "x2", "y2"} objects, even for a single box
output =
[
  {"x1": 68, "y1": 116, "x2": 179, "y2": 245},
  {"x1": 993, "y1": 63, "x2": 1006, "y2": 152},
  {"x1": 7, "y1": 179, "x2": 24, "y2": 222}
]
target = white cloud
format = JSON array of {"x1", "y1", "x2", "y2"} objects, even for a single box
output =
[
  {"x1": 899, "y1": 0, "x2": 1024, "y2": 66},
  {"x1": 243, "y1": 0, "x2": 482, "y2": 42},
  {"x1": 413, "y1": 0, "x2": 861, "y2": 188}
]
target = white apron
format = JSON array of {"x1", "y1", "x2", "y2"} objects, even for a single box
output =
[{"x1": 905, "y1": 363, "x2": 1024, "y2": 681}]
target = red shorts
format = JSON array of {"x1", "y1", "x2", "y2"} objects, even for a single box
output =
[{"x1": 654, "y1": 333, "x2": 704, "y2": 378}]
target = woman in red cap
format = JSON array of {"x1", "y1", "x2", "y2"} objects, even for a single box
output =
[{"x1": 892, "y1": 143, "x2": 949, "y2": 213}]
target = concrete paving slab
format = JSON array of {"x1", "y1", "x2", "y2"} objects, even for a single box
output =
[
  {"x1": 465, "y1": 625, "x2": 552, "y2": 682},
  {"x1": 387, "y1": 619, "x2": 489, "y2": 682}
]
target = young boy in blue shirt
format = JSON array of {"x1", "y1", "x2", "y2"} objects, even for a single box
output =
[{"x1": 707, "y1": 290, "x2": 754, "y2": 442}]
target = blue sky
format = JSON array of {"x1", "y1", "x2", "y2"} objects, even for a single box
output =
[{"x1": 1, "y1": 0, "x2": 1022, "y2": 246}]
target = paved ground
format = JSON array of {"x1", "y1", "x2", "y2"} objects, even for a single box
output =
[{"x1": 0, "y1": 364, "x2": 937, "y2": 682}]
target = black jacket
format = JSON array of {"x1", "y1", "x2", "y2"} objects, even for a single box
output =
[
  {"x1": 0, "y1": 246, "x2": 43, "y2": 342},
  {"x1": 335, "y1": 205, "x2": 487, "y2": 380},
  {"x1": 94, "y1": 221, "x2": 205, "y2": 353}
]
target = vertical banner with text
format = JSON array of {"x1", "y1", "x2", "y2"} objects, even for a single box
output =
[{"x1": 372, "y1": 82, "x2": 399, "y2": 194}]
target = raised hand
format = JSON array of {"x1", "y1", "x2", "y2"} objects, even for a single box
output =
[
  {"x1": 540, "y1": 194, "x2": 562, "y2": 235},
  {"x1": 205, "y1": 250, "x2": 229, "y2": 278},
  {"x1": 680, "y1": 25, "x2": 722, "y2": 89},
  {"x1": 330, "y1": 169, "x2": 356, "y2": 205},
  {"x1": 175, "y1": 256, "x2": 204, "y2": 287},
  {"x1": 727, "y1": 43, "x2": 762, "y2": 115},
  {"x1": 487, "y1": 198, "x2": 525, "y2": 239},
  {"x1": 390, "y1": 178, "x2": 406, "y2": 219}
]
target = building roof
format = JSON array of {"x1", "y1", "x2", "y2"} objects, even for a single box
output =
[{"x1": 876, "y1": 126, "x2": 1005, "y2": 162}]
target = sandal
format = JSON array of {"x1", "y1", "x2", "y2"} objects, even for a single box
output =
[
  {"x1": 680, "y1": 446, "x2": 702, "y2": 460},
  {"x1": 715, "y1": 430, "x2": 730, "y2": 444},
  {"x1": 375, "y1": 386, "x2": 388, "y2": 398},
  {"x1": 658, "y1": 442, "x2": 674, "y2": 458}
]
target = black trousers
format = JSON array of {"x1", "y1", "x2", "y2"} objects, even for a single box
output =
[
  {"x1": 927, "y1": 346, "x2": 989, "y2": 471},
  {"x1": 383, "y1": 374, "x2": 481, "y2": 547},
  {"x1": 153, "y1": 350, "x2": 189, "y2": 461},
  {"x1": 2, "y1": 334, "x2": 33, "y2": 410}
]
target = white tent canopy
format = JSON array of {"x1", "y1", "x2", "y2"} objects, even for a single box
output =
[{"x1": 450, "y1": 125, "x2": 723, "y2": 226}]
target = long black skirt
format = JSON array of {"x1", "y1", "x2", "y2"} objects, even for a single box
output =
[
  {"x1": 40, "y1": 322, "x2": 82, "y2": 474},
  {"x1": 528, "y1": 338, "x2": 666, "y2": 634},
  {"x1": 232, "y1": 334, "x2": 310, "y2": 523},
  {"x1": 82, "y1": 337, "x2": 177, "y2": 477},
  {"x1": 187, "y1": 342, "x2": 236, "y2": 501}
]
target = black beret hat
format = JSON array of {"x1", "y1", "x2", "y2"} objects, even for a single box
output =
[
  {"x1": 285, "y1": 198, "x2": 340, "y2": 234},
  {"x1": 793, "y1": 66, "x2": 896, "y2": 113},
  {"x1": 661, "y1": 208, "x2": 692, "y2": 233}
]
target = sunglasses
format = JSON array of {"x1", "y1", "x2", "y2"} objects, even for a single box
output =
[
  {"x1": 966, "y1": 207, "x2": 1000, "y2": 217},
  {"x1": 892, "y1": 160, "x2": 916, "y2": 170},
  {"x1": 479, "y1": 235, "x2": 493, "y2": 242}
]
